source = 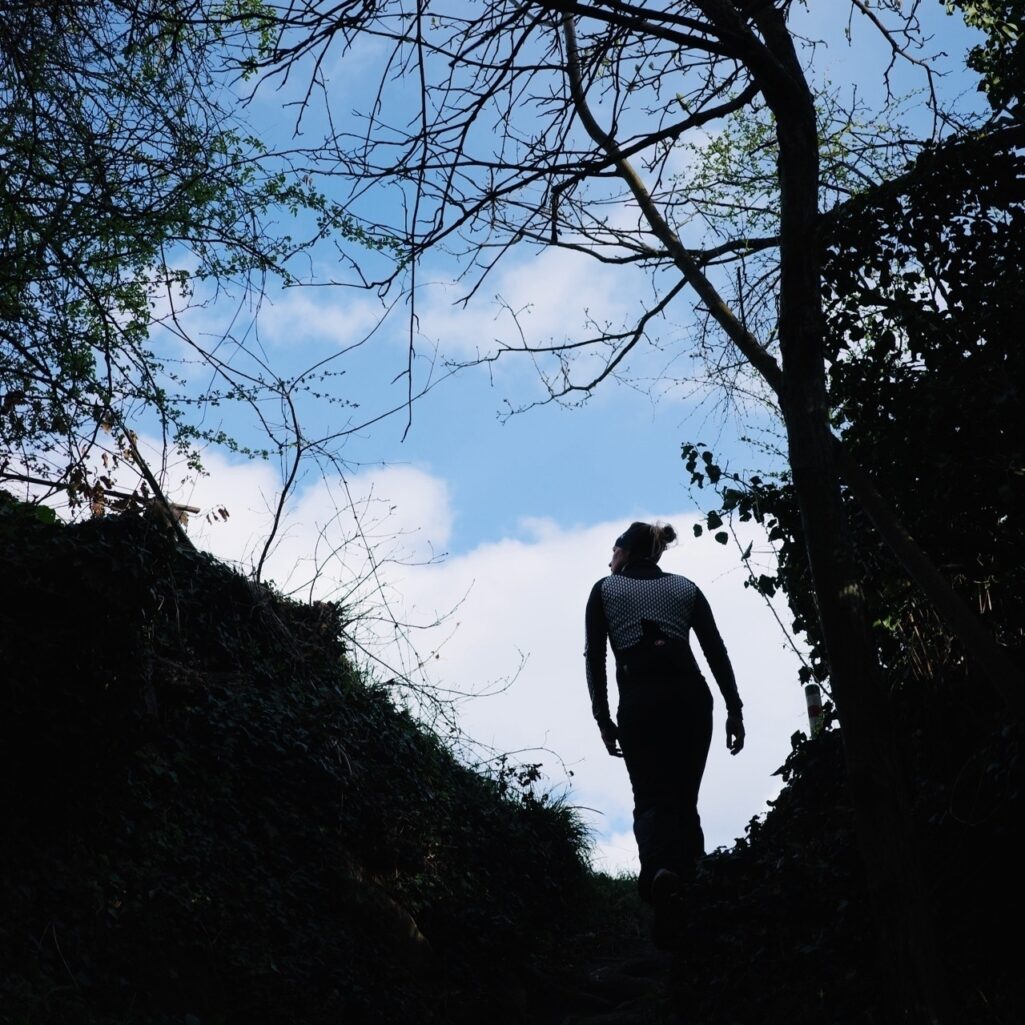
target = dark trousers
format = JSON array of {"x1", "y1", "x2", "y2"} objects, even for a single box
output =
[{"x1": 616, "y1": 668, "x2": 713, "y2": 903}]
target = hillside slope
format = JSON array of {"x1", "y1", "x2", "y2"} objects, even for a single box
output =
[{"x1": 0, "y1": 496, "x2": 591, "y2": 1024}]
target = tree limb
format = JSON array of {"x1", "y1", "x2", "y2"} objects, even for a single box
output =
[{"x1": 561, "y1": 7, "x2": 1024, "y2": 714}]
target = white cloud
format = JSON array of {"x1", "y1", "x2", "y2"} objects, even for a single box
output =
[
  {"x1": 414, "y1": 247, "x2": 646, "y2": 362},
  {"x1": 164, "y1": 451, "x2": 805, "y2": 872},
  {"x1": 256, "y1": 289, "x2": 387, "y2": 351},
  {"x1": 390, "y1": 511, "x2": 805, "y2": 865},
  {"x1": 592, "y1": 830, "x2": 642, "y2": 877},
  {"x1": 175, "y1": 452, "x2": 453, "y2": 604}
]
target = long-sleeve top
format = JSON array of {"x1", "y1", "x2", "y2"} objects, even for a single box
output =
[{"x1": 584, "y1": 559, "x2": 743, "y2": 728}]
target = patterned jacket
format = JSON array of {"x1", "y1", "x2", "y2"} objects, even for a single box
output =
[{"x1": 584, "y1": 558, "x2": 742, "y2": 728}]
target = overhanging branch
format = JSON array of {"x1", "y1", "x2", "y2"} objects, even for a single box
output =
[{"x1": 561, "y1": 8, "x2": 1024, "y2": 711}]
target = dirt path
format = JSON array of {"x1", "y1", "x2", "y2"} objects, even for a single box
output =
[{"x1": 524, "y1": 930, "x2": 681, "y2": 1025}]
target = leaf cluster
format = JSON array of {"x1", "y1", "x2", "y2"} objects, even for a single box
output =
[
  {"x1": 0, "y1": 1, "x2": 395, "y2": 504},
  {"x1": 682, "y1": 102, "x2": 1025, "y2": 683},
  {"x1": 947, "y1": 0, "x2": 1025, "y2": 111}
]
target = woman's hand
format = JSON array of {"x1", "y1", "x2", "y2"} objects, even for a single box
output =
[
  {"x1": 726, "y1": 714, "x2": 745, "y2": 755},
  {"x1": 600, "y1": 722, "x2": 623, "y2": 758}
]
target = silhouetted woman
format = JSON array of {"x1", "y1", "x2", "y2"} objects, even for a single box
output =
[{"x1": 584, "y1": 521, "x2": 744, "y2": 909}]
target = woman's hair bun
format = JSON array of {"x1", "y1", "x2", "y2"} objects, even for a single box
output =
[
  {"x1": 650, "y1": 521, "x2": 676, "y2": 560},
  {"x1": 616, "y1": 520, "x2": 677, "y2": 561}
]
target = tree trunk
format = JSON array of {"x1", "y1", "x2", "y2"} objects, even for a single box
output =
[
  {"x1": 783, "y1": 385, "x2": 948, "y2": 1024},
  {"x1": 753, "y1": 7, "x2": 948, "y2": 1020}
]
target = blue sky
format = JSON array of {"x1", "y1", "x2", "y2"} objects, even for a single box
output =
[{"x1": 130, "y1": 2, "x2": 988, "y2": 869}]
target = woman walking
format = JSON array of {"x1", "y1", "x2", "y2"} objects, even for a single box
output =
[{"x1": 584, "y1": 521, "x2": 745, "y2": 915}]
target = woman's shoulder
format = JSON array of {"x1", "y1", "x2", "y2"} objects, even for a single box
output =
[{"x1": 661, "y1": 571, "x2": 703, "y2": 600}]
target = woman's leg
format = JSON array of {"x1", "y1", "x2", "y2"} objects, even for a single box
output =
[
  {"x1": 618, "y1": 677, "x2": 713, "y2": 901},
  {"x1": 618, "y1": 686, "x2": 684, "y2": 901},
  {"x1": 677, "y1": 683, "x2": 713, "y2": 866}
]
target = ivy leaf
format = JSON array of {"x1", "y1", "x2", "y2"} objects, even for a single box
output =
[{"x1": 714, "y1": 531, "x2": 729, "y2": 545}]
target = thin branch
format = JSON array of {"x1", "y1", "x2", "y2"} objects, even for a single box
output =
[{"x1": 561, "y1": 11, "x2": 784, "y2": 391}]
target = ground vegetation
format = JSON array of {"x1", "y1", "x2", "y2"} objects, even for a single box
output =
[{"x1": 0, "y1": 496, "x2": 591, "y2": 1024}]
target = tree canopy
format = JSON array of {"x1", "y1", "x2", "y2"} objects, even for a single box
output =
[{"x1": 0, "y1": 0, "x2": 377, "y2": 515}]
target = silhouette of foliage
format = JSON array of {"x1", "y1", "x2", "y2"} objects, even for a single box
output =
[
  {"x1": 0, "y1": 495, "x2": 591, "y2": 1024},
  {"x1": 669, "y1": 711, "x2": 1023, "y2": 1023},
  {"x1": 675, "y1": 26, "x2": 1025, "y2": 1015}
]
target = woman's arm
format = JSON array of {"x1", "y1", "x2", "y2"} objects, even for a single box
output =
[
  {"x1": 692, "y1": 588, "x2": 745, "y2": 753},
  {"x1": 584, "y1": 579, "x2": 617, "y2": 737}
]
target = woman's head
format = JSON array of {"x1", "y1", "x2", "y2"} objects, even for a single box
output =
[{"x1": 611, "y1": 521, "x2": 677, "y2": 570}]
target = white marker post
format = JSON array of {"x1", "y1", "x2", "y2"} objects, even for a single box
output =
[{"x1": 804, "y1": 683, "x2": 824, "y2": 736}]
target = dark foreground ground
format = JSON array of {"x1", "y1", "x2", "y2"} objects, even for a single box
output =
[{"x1": 2, "y1": 497, "x2": 1022, "y2": 1024}]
